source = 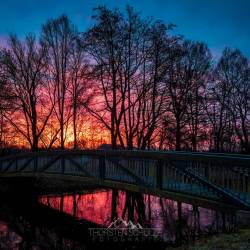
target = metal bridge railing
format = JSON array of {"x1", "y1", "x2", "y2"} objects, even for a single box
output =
[{"x1": 0, "y1": 150, "x2": 250, "y2": 209}]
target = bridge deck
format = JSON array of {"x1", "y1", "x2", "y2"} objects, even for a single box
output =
[{"x1": 0, "y1": 150, "x2": 250, "y2": 210}]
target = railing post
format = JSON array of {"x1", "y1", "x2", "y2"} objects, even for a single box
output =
[
  {"x1": 15, "y1": 157, "x2": 18, "y2": 171},
  {"x1": 99, "y1": 155, "x2": 106, "y2": 180},
  {"x1": 34, "y1": 156, "x2": 38, "y2": 173},
  {"x1": 156, "y1": 159, "x2": 163, "y2": 189},
  {"x1": 61, "y1": 155, "x2": 65, "y2": 174}
]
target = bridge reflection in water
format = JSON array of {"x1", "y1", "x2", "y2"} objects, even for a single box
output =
[
  {"x1": 0, "y1": 188, "x2": 237, "y2": 249},
  {"x1": 39, "y1": 189, "x2": 237, "y2": 243},
  {"x1": 0, "y1": 150, "x2": 250, "y2": 210}
]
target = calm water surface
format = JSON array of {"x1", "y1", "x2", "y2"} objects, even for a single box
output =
[
  {"x1": 0, "y1": 188, "x2": 237, "y2": 249},
  {"x1": 39, "y1": 189, "x2": 237, "y2": 243}
]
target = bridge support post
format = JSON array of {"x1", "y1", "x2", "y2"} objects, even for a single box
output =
[
  {"x1": 156, "y1": 160, "x2": 163, "y2": 189},
  {"x1": 73, "y1": 194, "x2": 77, "y2": 217},
  {"x1": 99, "y1": 156, "x2": 106, "y2": 180},
  {"x1": 15, "y1": 157, "x2": 18, "y2": 171},
  {"x1": 34, "y1": 156, "x2": 38, "y2": 173},
  {"x1": 247, "y1": 176, "x2": 250, "y2": 194},
  {"x1": 60, "y1": 195, "x2": 64, "y2": 212},
  {"x1": 222, "y1": 211, "x2": 226, "y2": 232},
  {"x1": 193, "y1": 205, "x2": 200, "y2": 237},
  {"x1": 61, "y1": 156, "x2": 65, "y2": 174}
]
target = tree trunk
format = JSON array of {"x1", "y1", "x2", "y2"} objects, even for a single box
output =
[{"x1": 176, "y1": 118, "x2": 181, "y2": 151}]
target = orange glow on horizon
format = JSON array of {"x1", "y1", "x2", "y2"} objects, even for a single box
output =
[{"x1": 1, "y1": 114, "x2": 111, "y2": 150}]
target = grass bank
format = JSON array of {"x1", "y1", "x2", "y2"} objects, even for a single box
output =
[{"x1": 170, "y1": 229, "x2": 250, "y2": 250}]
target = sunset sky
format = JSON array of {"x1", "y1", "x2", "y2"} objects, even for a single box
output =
[{"x1": 0, "y1": 0, "x2": 250, "y2": 58}]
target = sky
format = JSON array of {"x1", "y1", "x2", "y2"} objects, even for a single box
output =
[{"x1": 0, "y1": 0, "x2": 249, "y2": 58}]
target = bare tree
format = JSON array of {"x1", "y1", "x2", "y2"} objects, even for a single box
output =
[
  {"x1": 41, "y1": 15, "x2": 77, "y2": 149},
  {"x1": 83, "y1": 7, "x2": 126, "y2": 149},
  {"x1": 208, "y1": 48, "x2": 250, "y2": 152},
  {"x1": 0, "y1": 35, "x2": 53, "y2": 151},
  {"x1": 69, "y1": 40, "x2": 93, "y2": 149},
  {"x1": 184, "y1": 41, "x2": 211, "y2": 151},
  {"x1": 163, "y1": 42, "x2": 193, "y2": 151},
  {"x1": 84, "y1": 6, "x2": 175, "y2": 149},
  {"x1": 0, "y1": 8, "x2": 249, "y2": 154},
  {"x1": 134, "y1": 21, "x2": 175, "y2": 149}
]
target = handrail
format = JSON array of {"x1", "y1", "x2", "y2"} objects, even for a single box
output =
[{"x1": 1, "y1": 150, "x2": 250, "y2": 166}]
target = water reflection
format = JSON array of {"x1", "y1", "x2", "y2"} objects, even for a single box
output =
[
  {"x1": 0, "y1": 202, "x2": 90, "y2": 249},
  {"x1": 39, "y1": 189, "x2": 237, "y2": 243},
  {"x1": 0, "y1": 221, "x2": 22, "y2": 250}
]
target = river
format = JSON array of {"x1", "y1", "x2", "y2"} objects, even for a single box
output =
[{"x1": 0, "y1": 187, "x2": 238, "y2": 249}]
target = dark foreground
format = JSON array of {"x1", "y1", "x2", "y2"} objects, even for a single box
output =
[
  {"x1": 0, "y1": 177, "x2": 247, "y2": 250},
  {"x1": 168, "y1": 230, "x2": 250, "y2": 250}
]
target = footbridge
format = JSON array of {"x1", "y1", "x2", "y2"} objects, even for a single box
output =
[{"x1": 0, "y1": 150, "x2": 250, "y2": 210}]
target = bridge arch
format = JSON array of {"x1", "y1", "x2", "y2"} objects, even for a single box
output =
[{"x1": 1, "y1": 150, "x2": 250, "y2": 210}]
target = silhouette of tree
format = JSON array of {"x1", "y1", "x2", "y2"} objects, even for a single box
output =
[
  {"x1": 0, "y1": 6, "x2": 249, "y2": 153},
  {"x1": 41, "y1": 15, "x2": 77, "y2": 149},
  {"x1": 0, "y1": 35, "x2": 54, "y2": 151},
  {"x1": 217, "y1": 49, "x2": 250, "y2": 152}
]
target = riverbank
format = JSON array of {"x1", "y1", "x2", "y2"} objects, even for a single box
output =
[{"x1": 169, "y1": 229, "x2": 250, "y2": 250}]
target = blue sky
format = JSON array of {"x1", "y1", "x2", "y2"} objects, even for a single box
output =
[{"x1": 0, "y1": 0, "x2": 249, "y2": 58}]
